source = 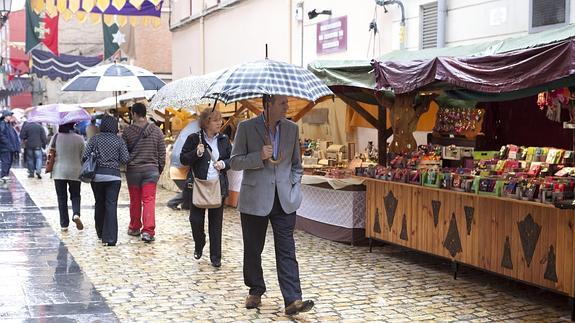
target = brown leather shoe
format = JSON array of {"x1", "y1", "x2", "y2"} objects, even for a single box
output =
[
  {"x1": 245, "y1": 294, "x2": 261, "y2": 309},
  {"x1": 285, "y1": 300, "x2": 315, "y2": 315}
]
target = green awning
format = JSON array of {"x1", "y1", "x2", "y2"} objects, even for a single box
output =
[{"x1": 308, "y1": 23, "x2": 575, "y2": 94}]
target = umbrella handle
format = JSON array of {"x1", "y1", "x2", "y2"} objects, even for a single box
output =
[{"x1": 264, "y1": 123, "x2": 282, "y2": 165}]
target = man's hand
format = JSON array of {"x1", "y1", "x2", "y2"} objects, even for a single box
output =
[
  {"x1": 197, "y1": 143, "x2": 205, "y2": 157},
  {"x1": 261, "y1": 145, "x2": 273, "y2": 160}
]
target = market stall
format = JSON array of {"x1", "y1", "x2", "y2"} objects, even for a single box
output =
[
  {"x1": 309, "y1": 23, "x2": 575, "y2": 318},
  {"x1": 297, "y1": 175, "x2": 366, "y2": 244}
]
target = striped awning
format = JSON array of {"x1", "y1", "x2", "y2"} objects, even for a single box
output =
[{"x1": 30, "y1": 0, "x2": 163, "y2": 27}]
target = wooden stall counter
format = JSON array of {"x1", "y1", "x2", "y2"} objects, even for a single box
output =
[{"x1": 363, "y1": 177, "x2": 575, "y2": 301}]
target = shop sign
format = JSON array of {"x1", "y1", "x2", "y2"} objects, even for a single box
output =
[{"x1": 316, "y1": 16, "x2": 347, "y2": 55}]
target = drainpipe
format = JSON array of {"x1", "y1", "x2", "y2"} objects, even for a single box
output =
[
  {"x1": 376, "y1": 0, "x2": 406, "y2": 50},
  {"x1": 200, "y1": 1, "x2": 205, "y2": 74},
  {"x1": 437, "y1": 0, "x2": 446, "y2": 48}
]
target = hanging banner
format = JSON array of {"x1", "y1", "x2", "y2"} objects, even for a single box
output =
[{"x1": 30, "y1": 49, "x2": 102, "y2": 81}]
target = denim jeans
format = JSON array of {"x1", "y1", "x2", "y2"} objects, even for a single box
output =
[{"x1": 26, "y1": 148, "x2": 43, "y2": 175}]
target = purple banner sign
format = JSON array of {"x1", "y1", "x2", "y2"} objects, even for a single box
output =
[{"x1": 316, "y1": 16, "x2": 347, "y2": 55}]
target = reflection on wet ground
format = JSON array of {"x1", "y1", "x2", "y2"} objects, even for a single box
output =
[{"x1": 0, "y1": 174, "x2": 117, "y2": 322}]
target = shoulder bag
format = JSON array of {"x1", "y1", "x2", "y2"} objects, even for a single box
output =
[
  {"x1": 79, "y1": 137, "x2": 99, "y2": 183},
  {"x1": 192, "y1": 134, "x2": 222, "y2": 209},
  {"x1": 45, "y1": 134, "x2": 58, "y2": 173}
]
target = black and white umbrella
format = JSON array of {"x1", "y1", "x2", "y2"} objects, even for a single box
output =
[
  {"x1": 202, "y1": 59, "x2": 332, "y2": 104},
  {"x1": 62, "y1": 63, "x2": 166, "y2": 92}
]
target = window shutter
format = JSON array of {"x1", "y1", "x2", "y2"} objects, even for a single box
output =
[
  {"x1": 421, "y1": 2, "x2": 438, "y2": 49},
  {"x1": 531, "y1": 0, "x2": 568, "y2": 30}
]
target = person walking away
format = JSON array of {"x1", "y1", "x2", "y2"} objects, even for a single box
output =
[
  {"x1": 180, "y1": 108, "x2": 231, "y2": 268},
  {"x1": 122, "y1": 103, "x2": 166, "y2": 243},
  {"x1": 230, "y1": 94, "x2": 314, "y2": 315},
  {"x1": 86, "y1": 118, "x2": 99, "y2": 140},
  {"x1": 51, "y1": 123, "x2": 85, "y2": 231},
  {"x1": 20, "y1": 121, "x2": 47, "y2": 179},
  {"x1": 0, "y1": 110, "x2": 20, "y2": 182},
  {"x1": 83, "y1": 115, "x2": 129, "y2": 246}
]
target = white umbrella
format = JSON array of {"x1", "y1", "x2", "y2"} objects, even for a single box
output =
[
  {"x1": 62, "y1": 63, "x2": 166, "y2": 92},
  {"x1": 149, "y1": 70, "x2": 224, "y2": 112}
]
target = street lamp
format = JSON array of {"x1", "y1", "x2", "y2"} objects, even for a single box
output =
[
  {"x1": 0, "y1": 0, "x2": 12, "y2": 29},
  {"x1": 307, "y1": 9, "x2": 332, "y2": 20}
]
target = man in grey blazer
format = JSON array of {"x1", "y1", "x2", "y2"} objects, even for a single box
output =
[{"x1": 231, "y1": 94, "x2": 314, "y2": 316}]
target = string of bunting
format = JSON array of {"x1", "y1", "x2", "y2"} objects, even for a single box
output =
[{"x1": 30, "y1": 0, "x2": 163, "y2": 27}]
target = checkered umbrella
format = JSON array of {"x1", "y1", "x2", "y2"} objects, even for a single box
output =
[
  {"x1": 61, "y1": 63, "x2": 166, "y2": 92},
  {"x1": 202, "y1": 59, "x2": 332, "y2": 104}
]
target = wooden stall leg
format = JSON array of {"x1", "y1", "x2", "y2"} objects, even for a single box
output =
[
  {"x1": 369, "y1": 238, "x2": 373, "y2": 253},
  {"x1": 452, "y1": 261, "x2": 459, "y2": 280}
]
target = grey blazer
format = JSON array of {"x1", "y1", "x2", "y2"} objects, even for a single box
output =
[{"x1": 230, "y1": 114, "x2": 303, "y2": 216}]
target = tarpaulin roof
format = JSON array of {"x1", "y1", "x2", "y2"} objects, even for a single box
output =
[
  {"x1": 373, "y1": 39, "x2": 575, "y2": 94},
  {"x1": 308, "y1": 23, "x2": 575, "y2": 100}
]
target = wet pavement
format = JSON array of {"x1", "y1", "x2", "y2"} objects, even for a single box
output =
[
  {"x1": 0, "y1": 172, "x2": 117, "y2": 322},
  {"x1": 3, "y1": 167, "x2": 575, "y2": 322}
]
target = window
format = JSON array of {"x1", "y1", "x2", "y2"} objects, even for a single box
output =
[
  {"x1": 530, "y1": 0, "x2": 570, "y2": 33},
  {"x1": 420, "y1": 2, "x2": 438, "y2": 49}
]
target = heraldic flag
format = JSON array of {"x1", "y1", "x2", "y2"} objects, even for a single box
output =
[
  {"x1": 103, "y1": 23, "x2": 136, "y2": 60},
  {"x1": 25, "y1": 1, "x2": 59, "y2": 55}
]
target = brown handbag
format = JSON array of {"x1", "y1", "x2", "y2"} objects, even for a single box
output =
[
  {"x1": 191, "y1": 137, "x2": 222, "y2": 209},
  {"x1": 192, "y1": 177, "x2": 221, "y2": 209},
  {"x1": 45, "y1": 134, "x2": 58, "y2": 173}
]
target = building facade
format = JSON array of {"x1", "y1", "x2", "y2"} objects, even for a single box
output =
[{"x1": 169, "y1": 0, "x2": 573, "y2": 149}]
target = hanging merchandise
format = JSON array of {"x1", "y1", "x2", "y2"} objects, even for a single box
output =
[
  {"x1": 536, "y1": 87, "x2": 575, "y2": 123},
  {"x1": 433, "y1": 106, "x2": 484, "y2": 137}
]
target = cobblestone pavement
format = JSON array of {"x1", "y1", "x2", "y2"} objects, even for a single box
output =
[
  {"x1": 11, "y1": 168, "x2": 574, "y2": 322},
  {"x1": 0, "y1": 174, "x2": 117, "y2": 321}
]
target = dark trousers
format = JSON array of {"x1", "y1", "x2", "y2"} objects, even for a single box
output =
[
  {"x1": 241, "y1": 191, "x2": 302, "y2": 306},
  {"x1": 54, "y1": 180, "x2": 81, "y2": 228},
  {"x1": 91, "y1": 180, "x2": 121, "y2": 244},
  {"x1": 189, "y1": 203, "x2": 223, "y2": 263},
  {"x1": 0, "y1": 151, "x2": 13, "y2": 177},
  {"x1": 167, "y1": 179, "x2": 191, "y2": 209}
]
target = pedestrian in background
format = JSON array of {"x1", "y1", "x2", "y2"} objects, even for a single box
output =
[
  {"x1": 122, "y1": 103, "x2": 166, "y2": 243},
  {"x1": 230, "y1": 94, "x2": 314, "y2": 315},
  {"x1": 20, "y1": 121, "x2": 47, "y2": 179},
  {"x1": 180, "y1": 108, "x2": 231, "y2": 268},
  {"x1": 0, "y1": 110, "x2": 20, "y2": 182},
  {"x1": 51, "y1": 122, "x2": 85, "y2": 232},
  {"x1": 83, "y1": 115, "x2": 129, "y2": 246},
  {"x1": 86, "y1": 118, "x2": 99, "y2": 140},
  {"x1": 167, "y1": 120, "x2": 199, "y2": 211}
]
